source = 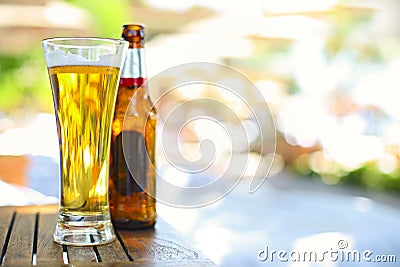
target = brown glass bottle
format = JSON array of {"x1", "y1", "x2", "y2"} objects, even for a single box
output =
[{"x1": 109, "y1": 24, "x2": 157, "y2": 229}]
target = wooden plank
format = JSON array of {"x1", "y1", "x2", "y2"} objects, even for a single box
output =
[
  {"x1": 3, "y1": 212, "x2": 35, "y2": 265},
  {"x1": 95, "y1": 235, "x2": 131, "y2": 263},
  {"x1": 0, "y1": 205, "x2": 216, "y2": 266},
  {"x1": 0, "y1": 208, "x2": 13, "y2": 244},
  {"x1": 0, "y1": 262, "x2": 213, "y2": 267},
  {"x1": 0, "y1": 204, "x2": 58, "y2": 214},
  {"x1": 0, "y1": 208, "x2": 14, "y2": 265},
  {"x1": 118, "y1": 219, "x2": 215, "y2": 266},
  {"x1": 67, "y1": 246, "x2": 97, "y2": 264},
  {"x1": 36, "y1": 213, "x2": 63, "y2": 265}
]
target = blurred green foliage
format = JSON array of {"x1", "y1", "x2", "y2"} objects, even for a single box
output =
[
  {"x1": 0, "y1": 0, "x2": 130, "y2": 116},
  {"x1": 65, "y1": 0, "x2": 130, "y2": 38},
  {"x1": 290, "y1": 153, "x2": 400, "y2": 193},
  {"x1": 343, "y1": 164, "x2": 400, "y2": 192},
  {"x1": 0, "y1": 49, "x2": 52, "y2": 114}
]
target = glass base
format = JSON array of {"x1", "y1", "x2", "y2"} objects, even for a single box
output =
[{"x1": 54, "y1": 214, "x2": 115, "y2": 246}]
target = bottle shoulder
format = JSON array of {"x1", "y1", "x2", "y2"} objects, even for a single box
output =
[{"x1": 114, "y1": 86, "x2": 158, "y2": 129}]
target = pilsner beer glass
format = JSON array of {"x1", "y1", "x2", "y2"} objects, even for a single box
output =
[{"x1": 42, "y1": 38, "x2": 128, "y2": 246}]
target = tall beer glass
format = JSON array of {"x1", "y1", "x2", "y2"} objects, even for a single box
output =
[{"x1": 42, "y1": 38, "x2": 128, "y2": 246}]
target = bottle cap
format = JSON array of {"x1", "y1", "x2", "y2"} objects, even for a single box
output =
[{"x1": 122, "y1": 24, "x2": 145, "y2": 48}]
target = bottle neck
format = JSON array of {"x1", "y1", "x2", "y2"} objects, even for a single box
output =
[{"x1": 120, "y1": 47, "x2": 146, "y2": 87}]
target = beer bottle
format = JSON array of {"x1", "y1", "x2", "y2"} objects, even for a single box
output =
[{"x1": 109, "y1": 24, "x2": 157, "y2": 229}]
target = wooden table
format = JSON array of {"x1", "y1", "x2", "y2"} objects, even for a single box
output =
[{"x1": 0, "y1": 205, "x2": 215, "y2": 266}]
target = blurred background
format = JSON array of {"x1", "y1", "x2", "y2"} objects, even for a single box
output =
[{"x1": 1, "y1": 0, "x2": 400, "y2": 266}]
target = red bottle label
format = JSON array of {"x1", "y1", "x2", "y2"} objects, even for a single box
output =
[{"x1": 119, "y1": 77, "x2": 146, "y2": 87}]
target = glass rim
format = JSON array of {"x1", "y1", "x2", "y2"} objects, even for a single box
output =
[
  {"x1": 42, "y1": 37, "x2": 128, "y2": 48},
  {"x1": 42, "y1": 37, "x2": 128, "y2": 68}
]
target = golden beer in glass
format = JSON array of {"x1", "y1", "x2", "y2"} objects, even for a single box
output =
[{"x1": 42, "y1": 38, "x2": 128, "y2": 246}]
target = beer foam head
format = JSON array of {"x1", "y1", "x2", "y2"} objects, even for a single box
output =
[
  {"x1": 42, "y1": 38, "x2": 128, "y2": 68},
  {"x1": 44, "y1": 49, "x2": 123, "y2": 68}
]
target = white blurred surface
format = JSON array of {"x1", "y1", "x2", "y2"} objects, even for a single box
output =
[{"x1": 0, "y1": 180, "x2": 57, "y2": 206}]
